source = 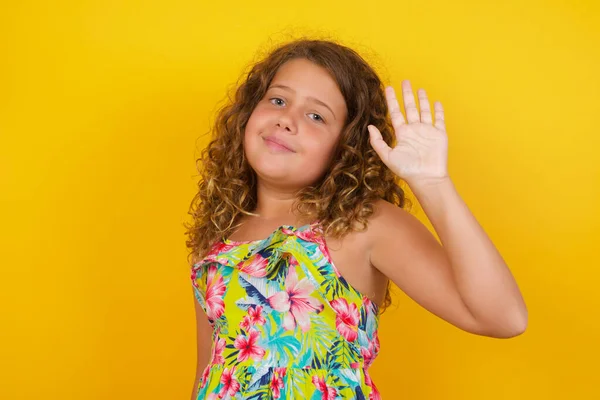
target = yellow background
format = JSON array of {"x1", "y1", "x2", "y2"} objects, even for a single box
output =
[{"x1": 2, "y1": 0, "x2": 599, "y2": 398}]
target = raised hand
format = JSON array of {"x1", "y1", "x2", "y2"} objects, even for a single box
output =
[{"x1": 368, "y1": 80, "x2": 449, "y2": 187}]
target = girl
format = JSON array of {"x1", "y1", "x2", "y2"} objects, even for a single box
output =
[{"x1": 186, "y1": 38, "x2": 527, "y2": 400}]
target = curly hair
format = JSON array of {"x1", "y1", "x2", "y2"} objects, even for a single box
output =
[{"x1": 184, "y1": 37, "x2": 413, "y2": 312}]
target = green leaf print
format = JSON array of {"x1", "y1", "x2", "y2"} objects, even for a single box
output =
[
  {"x1": 285, "y1": 366, "x2": 310, "y2": 399},
  {"x1": 300, "y1": 314, "x2": 336, "y2": 367},
  {"x1": 260, "y1": 331, "x2": 301, "y2": 365},
  {"x1": 326, "y1": 338, "x2": 361, "y2": 369}
]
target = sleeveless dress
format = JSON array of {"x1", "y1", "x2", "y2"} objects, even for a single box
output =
[{"x1": 190, "y1": 221, "x2": 382, "y2": 400}]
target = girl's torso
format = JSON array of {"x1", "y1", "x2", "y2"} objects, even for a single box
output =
[
  {"x1": 191, "y1": 219, "x2": 384, "y2": 399},
  {"x1": 226, "y1": 216, "x2": 388, "y2": 307}
]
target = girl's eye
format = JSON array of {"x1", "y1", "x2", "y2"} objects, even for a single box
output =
[
  {"x1": 269, "y1": 97, "x2": 325, "y2": 124},
  {"x1": 269, "y1": 97, "x2": 285, "y2": 106},
  {"x1": 309, "y1": 113, "x2": 325, "y2": 123}
]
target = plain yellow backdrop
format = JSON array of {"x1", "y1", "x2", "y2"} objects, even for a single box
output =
[{"x1": 1, "y1": 0, "x2": 599, "y2": 398}]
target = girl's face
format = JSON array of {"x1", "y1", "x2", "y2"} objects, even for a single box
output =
[{"x1": 244, "y1": 58, "x2": 348, "y2": 189}]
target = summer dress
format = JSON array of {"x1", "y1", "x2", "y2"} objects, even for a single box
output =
[{"x1": 190, "y1": 221, "x2": 382, "y2": 399}]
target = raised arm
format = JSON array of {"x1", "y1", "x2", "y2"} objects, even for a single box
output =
[{"x1": 368, "y1": 198, "x2": 527, "y2": 338}]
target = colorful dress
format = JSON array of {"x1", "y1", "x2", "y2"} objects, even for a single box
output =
[{"x1": 190, "y1": 221, "x2": 382, "y2": 399}]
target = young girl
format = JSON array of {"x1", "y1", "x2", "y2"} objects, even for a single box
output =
[{"x1": 186, "y1": 38, "x2": 527, "y2": 400}]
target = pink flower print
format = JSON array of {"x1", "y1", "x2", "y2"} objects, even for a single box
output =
[
  {"x1": 361, "y1": 330, "x2": 380, "y2": 368},
  {"x1": 210, "y1": 337, "x2": 225, "y2": 365},
  {"x1": 372, "y1": 330, "x2": 380, "y2": 353},
  {"x1": 200, "y1": 364, "x2": 210, "y2": 388},
  {"x1": 269, "y1": 367, "x2": 287, "y2": 398},
  {"x1": 370, "y1": 385, "x2": 382, "y2": 400},
  {"x1": 191, "y1": 269, "x2": 199, "y2": 286},
  {"x1": 240, "y1": 315, "x2": 252, "y2": 331},
  {"x1": 364, "y1": 371, "x2": 381, "y2": 400},
  {"x1": 238, "y1": 254, "x2": 268, "y2": 277},
  {"x1": 197, "y1": 241, "x2": 238, "y2": 268},
  {"x1": 267, "y1": 266, "x2": 324, "y2": 332},
  {"x1": 248, "y1": 305, "x2": 266, "y2": 324},
  {"x1": 240, "y1": 305, "x2": 266, "y2": 331},
  {"x1": 218, "y1": 367, "x2": 240, "y2": 398},
  {"x1": 330, "y1": 298, "x2": 360, "y2": 342},
  {"x1": 207, "y1": 242, "x2": 237, "y2": 257},
  {"x1": 311, "y1": 375, "x2": 337, "y2": 400},
  {"x1": 205, "y1": 265, "x2": 226, "y2": 320},
  {"x1": 360, "y1": 347, "x2": 374, "y2": 368},
  {"x1": 234, "y1": 329, "x2": 265, "y2": 362}
]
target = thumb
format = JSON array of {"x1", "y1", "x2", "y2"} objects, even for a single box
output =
[{"x1": 367, "y1": 125, "x2": 391, "y2": 165}]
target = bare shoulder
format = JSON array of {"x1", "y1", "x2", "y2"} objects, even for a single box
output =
[
  {"x1": 366, "y1": 198, "x2": 427, "y2": 245},
  {"x1": 366, "y1": 199, "x2": 489, "y2": 335},
  {"x1": 366, "y1": 197, "x2": 445, "y2": 275}
]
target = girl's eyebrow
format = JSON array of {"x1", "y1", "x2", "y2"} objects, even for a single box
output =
[{"x1": 268, "y1": 84, "x2": 336, "y2": 120}]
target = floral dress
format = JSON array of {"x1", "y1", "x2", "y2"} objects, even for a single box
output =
[{"x1": 190, "y1": 221, "x2": 382, "y2": 400}]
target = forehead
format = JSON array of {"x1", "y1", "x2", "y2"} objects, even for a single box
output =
[{"x1": 269, "y1": 58, "x2": 346, "y2": 111}]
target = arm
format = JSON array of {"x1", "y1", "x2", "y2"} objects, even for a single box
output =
[
  {"x1": 191, "y1": 288, "x2": 213, "y2": 400},
  {"x1": 369, "y1": 186, "x2": 527, "y2": 338},
  {"x1": 367, "y1": 81, "x2": 526, "y2": 338}
]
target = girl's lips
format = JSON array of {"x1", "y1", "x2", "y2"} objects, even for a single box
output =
[{"x1": 263, "y1": 137, "x2": 295, "y2": 153}]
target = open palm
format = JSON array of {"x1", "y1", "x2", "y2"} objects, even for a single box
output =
[{"x1": 368, "y1": 80, "x2": 449, "y2": 187}]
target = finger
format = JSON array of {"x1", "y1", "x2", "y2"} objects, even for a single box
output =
[
  {"x1": 367, "y1": 125, "x2": 392, "y2": 166},
  {"x1": 433, "y1": 101, "x2": 446, "y2": 132},
  {"x1": 384, "y1": 86, "x2": 406, "y2": 130},
  {"x1": 417, "y1": 88, "x2": 433, "y2": 124},
  {"x1": 401, "y1": 80, "x2": 420, "y2": 124}
]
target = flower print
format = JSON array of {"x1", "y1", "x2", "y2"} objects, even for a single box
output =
[
  {"x1": 191, "y1": 269, "x2": 199, "y2": 285},
  {"x1": 330, "y1": 298, "x2": 360, "y2": 342},
  {"x1": 360, "y1": 329, "x2": 381, "y2": 367},
  {"x1": 370, "y1": 385, "x2": 382, "y2": 400},
  {"x1": 267, "y1": 265, "x2": 324, "y2": 332},
  {"x1": 283, "y1": 225, "x2": 313, "y2": 242},
  {"x1": 286, "y1": 225, "x2": 342, "y2": 279},
  {"x1": 205, "y1": 265, "x2": 226, "y2": 320},
  {"x1": 360, "y1": 347, "x2": 374, "y2": 368},
  {"x1": 240, "y1": 305, "x2": 266, "y2": 331},
  {"x1": 372, "y1": 329, "x2": 380, "y2": 353},
  {"x1": 210, "y1": 337, "x2": 225, "y2": 365},
  {"x1": 234, "y1": 329, "x2": 265, "y2": 362},
  {"x1": 200, "y1": 364, "x2": 210, "y2": 388},
  {"x1": 311, "y1": 375, "x2": 337, "y2": 400},
  {"x1": 269, "y1": 367, "x2": 287, "y2": 399},
  {"x1": 240, "y1": 315, "x2": 252, "y2": 331},
  {"x1": 207, "y1": 241, "x2": 237, "y2": 257},
  {"x1": 195, "y1": 242, "x2": 237, "y2": 269},
  {"x1": 218, "y1": 367, "x2": 240, "y2": 398},
  {"x1": 238, "y1": 253, "x2": 268, "y2": 277},
  {"x1": 360, "y1": 330, "x2": 380, "y2": 368},
  {"x1": 364, "y1": 371, "x2": 381, "y2": 400},
  {"x1": 248, "y1": 305, "x2": 266, "y2": 324}
]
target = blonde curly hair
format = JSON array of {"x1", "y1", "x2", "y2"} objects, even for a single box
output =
[{"x1": 184, "y1": 38, "x2": 413, "y2": 312}]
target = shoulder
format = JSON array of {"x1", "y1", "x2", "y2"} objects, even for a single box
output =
[
  {"x1": 366, "y1": 198, "x2": 439, "y2": 266},
  {"x1": 367, "y1": 198, "x2": 422, "y2": 238},
  {"x1": 365, "y1": 200, "x2": 488, "y2": 335}
]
